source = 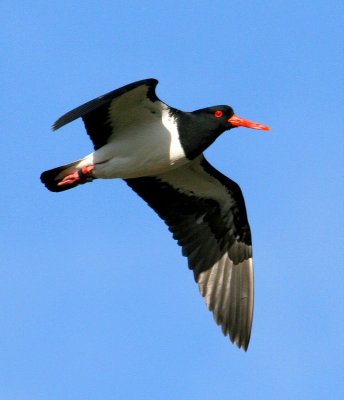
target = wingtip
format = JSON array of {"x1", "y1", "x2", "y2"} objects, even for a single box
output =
[
  {"x1": 238, "y1": 338, "x2": 250, "y2": 352},
  {"x1": 230, "y1": 331, "x2": 251, "y2": 351},
  {"x1": 51, "y1": 122, "x2": 60, "y2": 131}
]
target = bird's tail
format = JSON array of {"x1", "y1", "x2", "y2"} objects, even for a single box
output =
[{"x1": 40, "y1": 159, "x2": 94, "y2": 192}]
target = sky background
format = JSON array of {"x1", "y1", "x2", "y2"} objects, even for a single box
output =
[{"x1": 1, "y1": 1, "x2": 343, "y2": 399}]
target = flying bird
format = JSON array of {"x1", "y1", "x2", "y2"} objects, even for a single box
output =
[{"x1": 41, "y1": 79, "x2": 270, "y2": 350}]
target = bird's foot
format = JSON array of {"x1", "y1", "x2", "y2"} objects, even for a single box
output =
[{"x1": 57, "y1": 165, "x2": 95, "y2": 187}]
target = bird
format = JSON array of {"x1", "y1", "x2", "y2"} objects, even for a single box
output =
[{"x1": 40, "y1": 78, "x2": 270, "y2": 350}]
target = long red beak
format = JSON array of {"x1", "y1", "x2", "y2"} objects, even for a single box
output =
[{"x1": 228, "y1": 114, "x2": 271, "y2": 131}]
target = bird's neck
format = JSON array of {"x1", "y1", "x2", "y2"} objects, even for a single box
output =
[{"x1": 173, "y1": 111, "x2": 225, "y2": 160}]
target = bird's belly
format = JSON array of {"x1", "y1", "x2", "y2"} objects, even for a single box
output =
[
  {"x1": 94, "y1": 150, "x2": 188, "y2": 178},
  {"x1": 91, "y1": 125, "x2": 187, "y2": 179}
]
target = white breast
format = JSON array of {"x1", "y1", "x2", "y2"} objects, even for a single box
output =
[{"x1": 86, "y1": 104, "x2": 187, "y2": 179}]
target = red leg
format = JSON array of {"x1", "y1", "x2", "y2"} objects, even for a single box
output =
[{"x1": 57, "y1": 165, "x2": 95, "y2": 187}]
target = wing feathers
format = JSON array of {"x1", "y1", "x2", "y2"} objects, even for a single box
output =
[
  {"x1": 53, "y1": 79, "x2": 158, "y2": 131},
  {"x1": 125, "y1": 155, "x2": 254, "y2": 350}
]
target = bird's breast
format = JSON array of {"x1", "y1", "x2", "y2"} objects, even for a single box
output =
[{"x1": 92, "y1": 113, "x2": 187, "y2": 179}]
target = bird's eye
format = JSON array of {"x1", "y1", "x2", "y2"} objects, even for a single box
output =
[{"x1": 214, "y1": 110, "x2": 223, "y2": 118}]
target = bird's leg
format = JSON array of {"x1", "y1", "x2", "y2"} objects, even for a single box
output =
[{"x1": 57, "y1": 165, "x2": 95, "y2": 187}]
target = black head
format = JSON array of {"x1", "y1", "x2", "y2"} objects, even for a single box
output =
[
  {"x1": 192, "y1": 105, "x2": 236, "y2": 134},
  {"x1": 176, "y1": 105, "x2": 270, "y2": 160},
  {"x1": 193, "y1": 105, "x2": 271, "y2": 132}
]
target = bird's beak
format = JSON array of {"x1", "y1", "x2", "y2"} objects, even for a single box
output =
[{"x1": 228, "y1": 114, "x2": 271, "y2": 131}]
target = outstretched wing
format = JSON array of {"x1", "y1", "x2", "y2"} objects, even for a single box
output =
[
  {"x1": 53, "y1": 79, "x2": 161, "y2": 150},
  {"x1": 125, "y1": 155, "x2": 254, "y2": 350}
]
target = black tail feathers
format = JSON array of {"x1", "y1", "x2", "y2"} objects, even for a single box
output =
[{"x1": 40, "y1": 161, "x2": 82, "y2": 192}]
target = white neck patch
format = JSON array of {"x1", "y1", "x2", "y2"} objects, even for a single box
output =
[{"x1": 161, "y1": 108, "x2": 186, "y2": 164}]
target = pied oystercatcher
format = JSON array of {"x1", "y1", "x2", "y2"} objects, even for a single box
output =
[{"x1": 41, "y1": 79, "x2": 270, "y2": 350}]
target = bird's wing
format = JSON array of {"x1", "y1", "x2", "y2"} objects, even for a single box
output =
[
  {"x1": 125, "y1": 155, "x2": 254, "y2": 350},
  {"x1": 53, "y1": 79, "x2": 162, "y2": 150}
]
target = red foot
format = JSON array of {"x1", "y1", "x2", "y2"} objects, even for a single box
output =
[{"x1": 58, "y1": 165, "x2": 95, "y2": 187}]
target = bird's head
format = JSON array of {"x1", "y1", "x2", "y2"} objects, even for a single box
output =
[
  {"x1": 175, "y1": 105, "x2": 270, "y2": 159},
  {"x1": 194, "y1": 105, "x2": 271, "y2": 133}
]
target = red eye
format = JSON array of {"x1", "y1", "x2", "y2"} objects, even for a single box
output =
[{"x1": 214, "y1": 110, "x2": 223, "y2": 118}]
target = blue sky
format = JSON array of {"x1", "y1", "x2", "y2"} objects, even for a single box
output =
[{"x1": 1, "y1": 1, "x2": 343, "y2": 399}]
